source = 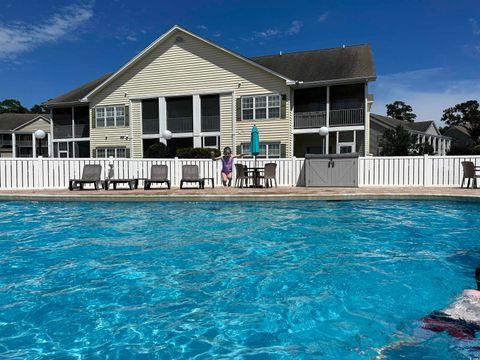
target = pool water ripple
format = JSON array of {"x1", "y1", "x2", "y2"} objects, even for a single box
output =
[{"x1": 0, "y1": 200, "x2": 480, "y2": 359}]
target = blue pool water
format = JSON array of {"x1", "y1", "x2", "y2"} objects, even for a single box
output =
[{"x1": 1, "y1": 200, "x2": 480, "y2": 359}]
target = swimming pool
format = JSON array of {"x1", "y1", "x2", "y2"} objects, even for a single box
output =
[{"x1": 0, "y1": 200, "x2": 479, "y2": 359}]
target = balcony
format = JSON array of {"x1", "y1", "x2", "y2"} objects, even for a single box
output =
[
  {"x1": 53, "y1": 124, "x2": 73, "y2": 139},
  {"x1": 201, "y1": 115, "x2": 220, "y2": 132},
  {"x1": 294, "y1": 108, "x2": 364, "y2": 129},
  {"x1": 142, "y1": 118, "x2": 159, "y2": 135},
  {"x1": 294, "y1": 111, "x2": 326, "y2": 129},
  {"x1": 168, "y1": 117, "x2": 193, "y2": 133}
]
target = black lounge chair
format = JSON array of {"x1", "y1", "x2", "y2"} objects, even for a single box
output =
[
  {"x1": 144, "y1": 165, "x2": 170, "y2": 190},
  {"x1": 69, "y1": 164, "x2": 102, "y2": 190},
  {"x1": 180, "y1": 165, "x2": 204, "y2": 189}
]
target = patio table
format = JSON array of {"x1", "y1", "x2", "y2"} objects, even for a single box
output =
[{"x1": 246, "y1": 167, "x2": 264, "y2": 188}]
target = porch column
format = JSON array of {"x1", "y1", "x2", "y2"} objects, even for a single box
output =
[
  {"x1": 11, "y1": 133, "x2": 16, "y2": 158},
  {"x1": 364, "y1": 82, "x2": 369, "y2": 156},
  {"x1": 32, "y1": 133, "x2": 36, "y2": 158},
  {"x1": 192, "y1": 94, "x2": 201, "y2": 148},
  {"x1": 325, "y1": 86, "x2": 330, "y2": 154},
  {"x1": 433, "y1": 137, "x2": 437, "y2": 153},
  {"x1": 159, "y1": 97, "x2": 167, "y2": 145},
  {"x1": 47, "y1": 133, "x2": 52, "y2": 157}
]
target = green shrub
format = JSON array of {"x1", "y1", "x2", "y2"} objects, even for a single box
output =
[
  {"x1": 144, "y1": 142, "x2": 169, "y2": 158},
  {"x1": 176, "y1": 147, "x2": 220, "y2": 158},
  {"x1": 470, "y1": 144, "x2": 480, "y2": 155}
]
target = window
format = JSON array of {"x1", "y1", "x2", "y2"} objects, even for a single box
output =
[
  {"x1": 241, "y1": 94, "x2": 280, "y2": 120},
  {"x1": 202, "y1": 136, "x2": 219, "y2": 148},
  {"x1": 240, "y1": 142, "x2": 281, "y2": 158},
  {"x1": 96, "y1": 106, "x2": 126, "y2": 127},
  {"x1": 96, "y1": 147, "x2": 128, "y2": 158}
]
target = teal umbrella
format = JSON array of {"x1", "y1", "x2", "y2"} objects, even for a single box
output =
[
  {"x1": 250, "y1": 125, "x2": 260, "y2": 155},
  {"x1": 250, "y1": 125, "x2": 260, "y2": 169}
]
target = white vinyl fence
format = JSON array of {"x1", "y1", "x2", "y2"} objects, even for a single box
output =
[{"x1": 0, "y1": 155, "x2": 478, "y2": 189}]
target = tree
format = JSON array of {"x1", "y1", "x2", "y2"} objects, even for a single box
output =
[
  {"x1": 441, "y1": 100, "x2": 480, "y2": 143},
  {"x1": 30, "y1": 104, "x2": 49, "y2": 114},
  {"x1": 0, "y1": 99, "x2": 29, "y2": 114},
  {"x1": 385, "y1": 101, "x2": 417, "y2": 122},
  {"x1": 379, "y1": 125, "x2": 416, "y2": 156}
]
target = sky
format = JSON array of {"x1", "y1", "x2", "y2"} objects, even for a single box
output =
[{"x1": 0, "y1": 0, "x2": 479, "y2": 124}]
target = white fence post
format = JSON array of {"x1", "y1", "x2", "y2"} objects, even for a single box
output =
[
  {"x1": 423, "y1": 154, "x2": 431, "y2": 187},
  {"x1": 36, "y1": 156, "x2": 43, "y2": 189},
  {"x1": 291, "y1": 156, "x2": 296, "y2": 187}
]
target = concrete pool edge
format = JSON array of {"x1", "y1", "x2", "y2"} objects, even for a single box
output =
[{"x1": 1, "y1": 191, "x2": 480, "y2": 202}]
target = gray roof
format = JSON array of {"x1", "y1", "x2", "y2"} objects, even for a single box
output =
[
  {"x1": 45, "y1": 43, "x2": 377, "y2": 106},
  {"x1": 0, "y1": 113, "x2": 51, "y2": 132},
  {"x1": 251, "y1": 44, "x2": 376, "y2": 83},
  {"x1": 371, "y1": 113, "x2": 438, "y2": 135},
  {"x1": 45, "y1": 73, "x2": 113, "y2": 106}
]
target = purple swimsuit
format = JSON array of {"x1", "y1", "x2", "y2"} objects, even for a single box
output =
[{"x1": 221, "y1": 156, "x2": 234, "y2": 175}]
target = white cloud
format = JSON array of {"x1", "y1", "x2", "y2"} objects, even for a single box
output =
[
  {"x1": 318, "y1": 12, "x2": 329, "y2": 23},
  {"x1": 251, "y1": 20, "x2": 303, "y2": 42},
  {"x1": 470, "y1": 18, "x2": 480, "y2": 35},
  {"x1": 255, "y1": 28, "x2": 281, "y2": 39},
  {"x1": 286, "y1": 20, "x2": 303, "y2": 35},
  {"x1": 371, "y1": 67, "x2": 480, "y2": 124},
  {"x1": 125, "y1": 34, "x2": 137, "y2": 42},
  {"x1": 0, "y1": 1, "x2": 94, "y2": 60},
  {"x1": 197, "y1": 25, "x2": 207, "y2": 30}
]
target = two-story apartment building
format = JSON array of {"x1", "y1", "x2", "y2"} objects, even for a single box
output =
[{"x1": 45, "y1": 25, "x2": 376, "y2": 158}]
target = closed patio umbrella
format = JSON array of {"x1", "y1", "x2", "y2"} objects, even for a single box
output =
[{"x1": 250, "y1": 125, "x2": 260, "y2": 169}]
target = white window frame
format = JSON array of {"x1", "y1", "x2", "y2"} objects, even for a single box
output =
[
  {"x1": 202, "y1": 135, "x2": 219, "y2": 149},
  {"x1": 96, "y1": 147, "x2": 128, "y2": 158},
  {"x1": 95, "y1": 106, "x2": 126, "y2": 127},
  {"x1": 240, "y1": 142, "x2": 281, "y2": 159},
  {"x1": 241, "y1": 94, "x2": 281, "y2": 121}
]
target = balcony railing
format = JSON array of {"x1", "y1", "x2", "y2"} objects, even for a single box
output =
[
  {"x1": 201, "y1": 115, "x2": 220, "y2": 132},
  {"x1": 294, "y1": 108, "x2": 364, "y2": 129},
  {"x1": 294, "y1": 111, "x2": 326, "y2": 129},
  {"x1": 168, "y1": 117, "x2": 193, "y2": 133},
  {"x1": 142, "y1": 118, "x2": 159, "y2": 135},
  {"x1": 329, "y1": 108, "x2": 364, "y2": 126},
  {"x1": 53, "y1": 124, "x2": 73, "y2": 139}
]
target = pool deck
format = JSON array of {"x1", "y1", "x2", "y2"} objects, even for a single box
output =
[{"x1": 0, "y1": 186, "x2": 480, "y2": 202}]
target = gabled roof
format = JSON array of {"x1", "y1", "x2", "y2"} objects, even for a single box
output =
[
  {"x1": 251, "y1": 44, "x2": 376, "y2": 84},
  {"x1": 371, "y1": 113, "x2": 443, "y2": 136},
  {"x1": 45, "y1": 26, "x2": 377, "y2": 105},
  {"x1": 81, "y1": 25, "x2": 293, "y2": 101},
  {"x1": 45, "y1": 73, "x2": 113, "y2": 107},
  {"x1": 0, "y1": 113, "x2": 51, "y2": 132},
  {"x1": 445, "y1": 125, "x2": 471, "y2": 137}
]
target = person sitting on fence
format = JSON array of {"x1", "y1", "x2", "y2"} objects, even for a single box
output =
[{"x1": 212, "y1": 147, "x2": 244, "y2": 187}]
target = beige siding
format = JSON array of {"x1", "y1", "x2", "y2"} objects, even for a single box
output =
[
  {"x1": 89, "y1": 29, "x2": 292, "y2": 157},
  {"x1": 17, "y1": 119, "x2": 50, "y2": 133},
  {"x1": 90, "y1": 126, "x2": 130, "y2": 156},
  {"x1": 219, "y1": 93, "x2": 233, "y2": 149}
]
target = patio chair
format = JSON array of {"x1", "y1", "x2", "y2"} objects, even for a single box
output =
[
  {"x1": 234, "y1": 163, "x2": 249, "y2": 188},
  {"x1": 68, "y1": 164, "x2": 102, "y2": 191},
  {"x1": 144, "y1": 165, "x2": 170, "y2": 190},
  {"x1": 180, "y1": 165, "x2": 204, "y2": 189},
  {"x1": 262, "y1": 163, "x2": 277, "y2": 188},
  {"x1": 461, "y1": 161, "x2": 480, "y2": 189}
]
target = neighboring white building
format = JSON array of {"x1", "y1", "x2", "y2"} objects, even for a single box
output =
[
  {"x1": 0, "y1": 113, "x2": 51, "y2": 158},
  {"x1": 370, "y1": 113, "x2": 451, "y2": 155}
]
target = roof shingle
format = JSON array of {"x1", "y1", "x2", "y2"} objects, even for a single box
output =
[
  {"x1": 45, "y1": 73, "x2": 113, "y2": 106},
  {"x1": 0, "y1": 113, "x2": 51, "y2": 132},
  {"x1": 251, "y1": 44, "x2": 376, "y2": 83}
]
